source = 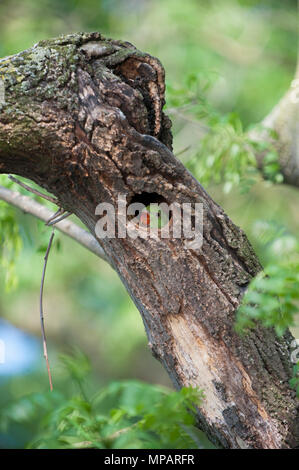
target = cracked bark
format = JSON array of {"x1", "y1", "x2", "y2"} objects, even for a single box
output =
[{"x1": 0, "y1": 33, "x2": 298, "y2": 449}]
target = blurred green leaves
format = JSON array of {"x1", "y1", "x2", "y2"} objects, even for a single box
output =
[
  {"x1": 0, "y1": 352, "x2": 208, "y2": 449},
  {"x1": 235, "y1": 224, "x2": 299, "y2": 397},
  {"x1": 235, "y1": 218, "x2": 299, "y2": 337},
  {"x1": 34, "y1": 381, "x2": 205, "y2": 449},
  {"x1": 166, "y1": 71, "x2": 216, "y2": 120},
  {"x1": 60, "y1": 348, "x2": 91, "y2": 384},
  {"x1": 0, "y1": 200, "x2": 22, "y2": 291},
  {"x1": 186, "y1": 112, "x2": 259, "y2": 193},
  {"x1": 0, "y1": 175, "x2": 61, "y2": 290},
  {"x1": 289, "y1": 362, "x2": 299, "y2": 398},
  {"x1": 167, "y1": 75, "x2": 283, "y2": 194},
  {"x1": 236, "y1": 261, "x2": 299, "y2": 336}
]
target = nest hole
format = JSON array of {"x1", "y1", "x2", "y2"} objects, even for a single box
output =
[{"x1": 128, "y1": 192, "x2": 171, "y2": 228}]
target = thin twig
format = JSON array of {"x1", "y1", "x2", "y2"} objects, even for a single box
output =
[
  {"x1": 8, "y1": 174, "x2": 58, "y2": 205},
  {"x1": 167, "y1": 107, "x2": 210, "y2": 131},
  {"x1": 176, "y1": 145, "x2": 191, "y2": 157},
  {"x1": 45, "y1": 208, "x2": 64, "y2": 225},
  {"x1": 0, "y1": 185, "x2": 108, "y2": 262},
  {"x1": 46, "y1": 210, "x2": 72, "y2": 226},
  {"x1": 40, "y1": 229, "x2": 55, "y2": 391}
]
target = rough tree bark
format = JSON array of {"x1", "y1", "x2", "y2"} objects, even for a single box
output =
[{"x1": 0, "y1": 33, "x2": 298, "y2": 449}]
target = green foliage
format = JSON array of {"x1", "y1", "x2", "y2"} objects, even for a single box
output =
[
  {"x1": 166, "y1": 72, "x2": 216, "y2": 120},
  {"x1": 235, "y1": 233, "x2": 299, "y2": 394},
  {"x1": 187, "y1": 112, "x2": 259, "y2": 193},
  {"x1": 0, "y1": 174, "x2": 61, "y2": 289},
  {"x1": 233, "y1": 221, "x2": 299, "y2": 394},
  {"x1": 29, "y1": 383, "x2": 203, "y2": 449},
  {"x1": 166, "y1": 76, "x2": 283, "y2": 194},
  {"x1": 249, "y1": 126, "x2": 284, "y2": 184},
  {"x1": 236, "y1": 261, "x2": 299, "y2": 336},
  {"x1": 0, "y1": 199, "x2": 22, "y2": 290},
  {"x1": 289, "y1": 362, "x2": 299, "y2": 398},
  {"x1": 0, "y1": 352, "x2": 206, "y2": 449},
  {"x1": 236, "y1": 223, "x2": 299, "y2": 337},
  {"x1": 59, "y1": 348, "x2": 91, "y2": 385}
]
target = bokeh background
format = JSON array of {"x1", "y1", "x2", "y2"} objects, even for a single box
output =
[{"x1": 0, "y1": 0, "x2": 298, "y2": 448}]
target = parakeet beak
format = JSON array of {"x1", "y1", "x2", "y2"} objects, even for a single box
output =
[{"x1": 140, "y1": 210, "x2": 151, "y2": 226}]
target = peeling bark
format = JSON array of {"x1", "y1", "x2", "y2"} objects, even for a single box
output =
[{"x1": 0, "y1": 33, "x2": 298, "y2": 449}]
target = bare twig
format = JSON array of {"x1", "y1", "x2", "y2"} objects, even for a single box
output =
[
  {"x1": 8, "y1": 175, "x2": 58, "y2": 204},
  {"x1": 167, "y1": 107, "x2": 210, "y2": 131},
  {"x1": 176, "y1": 146, "x2": 191, "y2": 157},
  {"x1": 45, "y1": 208, "x2": 64, "y2": 225},
  {"x1": 40, "y1": 229, "x2": 55, "y2": 391},
  {"x1": 46, "y1": 210, "x2": 72, "y2": 226},
  {"x1": 0, "y1": 184, "x2": 110, "y2": 390},
  {"x1": 0, "y1": 185, "x2": 108, "y2": 263}
]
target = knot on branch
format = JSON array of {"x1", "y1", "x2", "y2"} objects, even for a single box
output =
[
  {"x1": 0, "y1": 32, "x2": 172, "y2": 183},
  {"x1": 77, "y1": 36, "x2": 173, "y2": 149}
]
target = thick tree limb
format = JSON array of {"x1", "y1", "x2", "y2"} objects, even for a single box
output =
[{"x1": 0, "y1": 33, "x2": 298, "y2": 449}]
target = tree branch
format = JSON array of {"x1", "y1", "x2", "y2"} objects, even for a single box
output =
[
  {"x1": 249, "y1": 67, "x2": 299, "y2": 187},
  {"x1": 0, "y1": 185, "x2": 108, "y2": 262},
  {"x1": 40, "y1": 229, "x2": 55, "y2": 392},
  {"x1": 169, "y1": 60, "x2": 299, "y2": 189},
  {"x1": 0, "y1": 33, "x2": 297, "y2": 449}
]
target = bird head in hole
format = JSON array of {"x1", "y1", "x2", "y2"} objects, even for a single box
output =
[{"x1": 139, "y1": 204, "x2": 169, "y2": 229}]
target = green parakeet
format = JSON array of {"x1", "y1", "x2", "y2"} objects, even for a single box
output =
[{"x1": 139, "y1": 204, "x2": 169, "y2": 229}]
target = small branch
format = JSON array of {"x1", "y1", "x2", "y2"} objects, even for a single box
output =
[
  {"x1": 0, "y1": 185, "x2": 108, "y2": 263},
  {"x1": 167, "y1": 107, "x2": 210, "y2": 131},
  {"x1": 46, "y1": 210, "x2": 72, "y2": 226},
  {"x1": 248, "y1": 70, "x2": 299, "y2": 188},
  {"x1": 40, "y1": 229, "x2": 55, "y2": 391},
  {"x1": 8, "y1": 175, "x2": 58, "y2": 204}
]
